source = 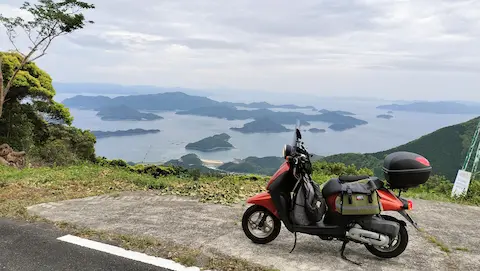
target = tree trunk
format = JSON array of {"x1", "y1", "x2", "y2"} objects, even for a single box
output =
[
  {"x1": 0, "y1": 57, "x2": 3, "y2": 119},
  {"x1": 0, "y1": 91, "x2": 3, "y2": 120}
]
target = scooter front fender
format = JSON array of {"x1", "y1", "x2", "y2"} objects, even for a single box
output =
[{"x1": 246, "y1": 192, "x2": 278, "y2": 218}]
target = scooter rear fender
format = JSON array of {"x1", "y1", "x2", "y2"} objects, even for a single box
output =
[
  {"x1": 246, "y1": 192, "x2": 279, "y2": 218},
  {"x1": 378, "y1": 189, "x2": 420, "y2": 230}
]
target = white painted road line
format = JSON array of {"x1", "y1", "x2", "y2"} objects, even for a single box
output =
[{"x1": 57, "y1": 235, "x2": 202, "y2": 271}]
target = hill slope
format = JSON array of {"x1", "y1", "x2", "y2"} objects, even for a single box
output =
[{"x1": 322, "y1": 117, "x2": 480, "y2": 181}]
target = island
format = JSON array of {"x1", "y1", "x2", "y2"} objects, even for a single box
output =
[
  {"x1": 63, "y1": 92, "x2": 368, "y2": 129},
  {"x1": 230, "y1": 118, "x2": 292, "y2": 133},
  {"x1": 63, "y1": 91, "x2": 220, "y2": 111},
  {"x1": 329, "y1": 123, "x2": 356, "y2": 131},
  {"x1": 91, "y1": 129, "x2": 161, "y2": 138},
  {"x1": 164, "y1": 153, "x2": 216, "y2": 173},
  {"x1": 318, "y1": 109, "x2": 355, "y2": 116},
  {"x1": 387, "y1": 111, "x2": 393, "y2": 114},
  {"x1": 218, "y1": 156, "x2": 285, "y2": 175},
  {"x1": 218, "y1": 155, "x2": 324, "y2": 175},
  {"x1": 223, "y1": 101, "x2": 316, "y2": 110},
  {"x1": 62, "y1": 91, "x2": 317, "y2": 112},
  {"x1": 377, "y1": 114, "x2": 393, "y2": 119},
  {"x1": 309, "y1": 128, "x2": 326, "y2": 133},
  {"x1": 176, "y1": 106, "x2": 367, "y2": 128},
  {"x1": 376, "y1": 101, "x2": 480, "y2": 114},
  {"x1": 185, "y1": 133, "x2": 235, "y2": 152},
  {"x1": 96, "y1": 104, "x2": 163, "y2": 121}
]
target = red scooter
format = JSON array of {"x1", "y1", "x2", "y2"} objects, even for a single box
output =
[{"x1": 242, "y1": 126, "x2": 431, "y2": 262}]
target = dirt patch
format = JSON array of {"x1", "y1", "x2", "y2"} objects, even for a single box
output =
[{"x1": 27, "y1": 192, "x2": 480, "y2": 271}]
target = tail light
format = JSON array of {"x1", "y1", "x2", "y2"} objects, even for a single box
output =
[{"x1": 407, "y1": 200, "x2": 413, "y2": 210}]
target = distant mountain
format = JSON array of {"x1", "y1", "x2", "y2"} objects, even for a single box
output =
[
  {"x1": 53, "y1": 82, "x2": 214, "y2": 96},
  {"x1": 185, "y1": 133, "x2": 234, "y2": 152},
  {"x1": 92, "y1": 129, "x2": 161, "y2": 139},
  {"x1": 230, "y1": 118, "x2": 292, "y2": 133},
  {"x1": 377, "y1": 114, "x2": 393, "y2": 119},
  {"x1": 63, "y1": 92, "x2": 220, "y2": 111},
  {"x1": 176, "y1": 106, "x2": 367, "y2": 127},
  {"x1": 96, "y1": 104, "x2": 163, "y2": 121},
  {"x1": 377, "y1": 101, "x2": 480, "y2": 114},
  {"x1": 62, "y1": 95, "x2": 113, "y2": 110},
  {"x1": 321, "y1": 116, "x2": 480, "y2": 181}
]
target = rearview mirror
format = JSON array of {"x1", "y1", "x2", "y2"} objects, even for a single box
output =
[
  {"x1": 283, "y1": 144, "x2": 292, "y2": 158},
  {"x1": 296, "y1": 128, "x2": 302, "y2": 140}
]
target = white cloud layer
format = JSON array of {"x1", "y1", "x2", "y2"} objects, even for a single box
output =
[{"x1": 1, "y1": 0, "x2": 479, "y2": 100}]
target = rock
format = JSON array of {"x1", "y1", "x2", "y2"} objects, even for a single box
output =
[{"x1": 0, "y1": 143, "x2": 26, "y2": 169}]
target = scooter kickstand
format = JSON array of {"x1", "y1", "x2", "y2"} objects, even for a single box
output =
[{"x1": 340, "y1": 240, "x2": 362, "y2": 266}]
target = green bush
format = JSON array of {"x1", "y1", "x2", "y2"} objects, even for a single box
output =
[
  {"x1": 399, "y1": 175, "x2": 480, "y2": 205},
  {"x1": 28, "y1": 139, "x2": 77, "y2": 166},
  {"x1": 94, "y1": 157, "x2": 189, "y2": 179}
]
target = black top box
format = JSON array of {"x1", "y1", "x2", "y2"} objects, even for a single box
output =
[{"x1": 382, "y1": 151, "x2": 432, "y2": 189}]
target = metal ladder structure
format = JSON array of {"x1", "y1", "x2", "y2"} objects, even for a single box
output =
[{"x1": 462, "y1": 119, "x2": 480, "y2": 180}]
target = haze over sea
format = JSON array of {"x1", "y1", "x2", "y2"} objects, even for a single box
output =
[{"x1": 55, "y1": 93, "x2": 477, "y2": 164}]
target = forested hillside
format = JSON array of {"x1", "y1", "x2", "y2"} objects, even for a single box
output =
[{"x1": 322, "y1": 117, "x2": 480, "y2": 181}]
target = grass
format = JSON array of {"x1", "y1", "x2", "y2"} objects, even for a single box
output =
[
  {"x1": 0, "y1": 164, "x2": 276, "y2": 271},
  {"x1": 424, "y1": 233, "x2": 451, "y2": 253},
  {"x1": 0, "y1": 164, "x2": 269, "y2": 219},
  {"x1": 1, "y1": 162, "x2": 477, "y2": 269}
]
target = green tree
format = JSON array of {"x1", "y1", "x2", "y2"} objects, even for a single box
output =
[
  {"x1": 0, "y1": 52, "x2": 96, "y2": 165},
  {"x1": 0, "y1": 0, "x2": 95, "y2": 118},
  {"x1": 0, "y1": 52, "x2": 72, "y2": 148}
]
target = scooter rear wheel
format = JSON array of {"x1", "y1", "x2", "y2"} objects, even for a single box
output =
[
  {"x1": 242, "y1": 205, "x2": 281, "y2": 244},
  {"x1": 365, "y1": 216, "x2": 409, "y2": 258}
]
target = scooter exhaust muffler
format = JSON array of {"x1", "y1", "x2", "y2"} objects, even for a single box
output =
[{"x1": 346, "y1": 226, "x2": 390, "y2": 247}]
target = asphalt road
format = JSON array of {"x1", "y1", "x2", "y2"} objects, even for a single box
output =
[{"x1": 0, "y1": 219, "x2": 171, "y2": 271}]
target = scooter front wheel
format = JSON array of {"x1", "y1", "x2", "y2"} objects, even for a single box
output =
[{"x1": 242, "y1": 205, "x2": 281, "y2": 244}]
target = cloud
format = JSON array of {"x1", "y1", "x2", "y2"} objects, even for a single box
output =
[{"x1": 0, "y1": 0, "x2": 479, "y2": 100}]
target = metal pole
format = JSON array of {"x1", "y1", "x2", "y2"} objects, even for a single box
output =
[
  {"x1": 471, "y1": 138, "x2": 480, "y2": 180},
  {"x1": 462, "y1": 120, "x2": 480, "y2": 170}
]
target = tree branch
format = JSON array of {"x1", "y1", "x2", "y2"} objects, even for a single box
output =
[
  {"x1": 30, "y1": 23, "x2": 62, "y2": 62},
  {"x1": 7, "y1": 31, "x2": 24, "y2": 56}
]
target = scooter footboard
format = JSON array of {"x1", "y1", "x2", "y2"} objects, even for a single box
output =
[{"x1": 246, "y1": 192, "x2": 278, "y2": 217}]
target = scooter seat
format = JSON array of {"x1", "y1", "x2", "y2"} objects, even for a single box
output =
[
  {"x1": 321, "y1": 178, "x2": 343, "y2": 198},
  {"x1": 321, "y1": 176, "x2": 385, "y2": 198},
  {"x1": 339, "y1": 175, "x2": 370, "y2": 182}
]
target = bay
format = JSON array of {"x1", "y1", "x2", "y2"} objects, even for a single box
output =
[{"x1": 54, "y1": 93, "x2": 477, "y2": 163}]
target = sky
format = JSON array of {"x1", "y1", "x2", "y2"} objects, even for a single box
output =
[{"x1": 1, "y1": 0, "x2": 480, "y2": 101}]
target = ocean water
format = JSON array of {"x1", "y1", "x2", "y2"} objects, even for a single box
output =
[{"x1": 55, "y1": 93, "x2": 478, "y2": 163}]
